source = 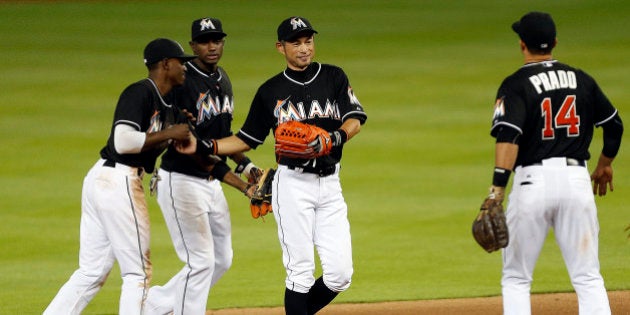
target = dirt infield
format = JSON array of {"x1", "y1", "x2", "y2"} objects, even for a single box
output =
[{"x1": 206, "y1": 290, "x2": 630, "y2": 314}]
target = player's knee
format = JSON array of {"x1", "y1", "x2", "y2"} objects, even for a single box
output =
[
  {"x1": 213, "y1": 250, "x2": 233, "y2": 277},
  {"x1": 323, "y1": 268, "x2": 353, "y2": 292}
]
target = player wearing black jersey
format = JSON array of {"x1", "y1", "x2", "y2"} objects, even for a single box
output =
[
  {"x1": 488, "y1": 12, "x2": 623, "y2": 315},
  {"x1": 176, "y1": 16, "x2": 367, "y2": 315},
  {"x1": 144, "y1": 18, "x2": 259, "y2": 315},
  {"x1": 44, "y1": 38, "x2": 195, "y2": 315}
]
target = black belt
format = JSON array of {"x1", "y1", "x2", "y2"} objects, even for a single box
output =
[
  {"x1": 287, "y1": 164, "x2": 337, "y2": 177},
  {"x1": 103, "y1": 159, "x2": 144, "y2": 176},
  {"x1": 521, "y1": 158, "x2": 586, "y2": 168}
]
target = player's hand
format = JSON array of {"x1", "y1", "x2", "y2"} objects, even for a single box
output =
[
  {"x1": 179, "y1": 109, "x2": 196, "y2": 123},
  {"x1": 167, "y1": 123, "x2": 192, "y2": 141},
  {"x1": 174, "y1": 131, "x2": 197, "y2": 155},
  {"x1": 247, "y1": 167, "x2": 263, "y2": 184},
  {"x1": 590, "y1": 165, "x2": 614, "y2": 196}
]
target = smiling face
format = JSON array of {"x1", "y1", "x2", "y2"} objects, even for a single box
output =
[
  {"x1": 276, "y1": 34, "x2": 315, "y2": 71},
  {"x1": 190, "y1": 35, "x2": 225, "y2": 72}
]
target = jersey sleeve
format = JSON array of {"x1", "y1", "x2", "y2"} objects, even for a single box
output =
[
  {"x1": 490, "y1": 79, "x2": 526, "y2": 138},
  {"x1": 333, "y1": 67, "x2": 367, "y2": 124},
  {"x1": 586, "y1": 73, "x2": 618, "y2": 126},
  {"x1": 237, "y1": 87, "x2": 274, "y2": 149},
  {"x1": 113, "y1": 83, "x2": 152, "y2": 131}
]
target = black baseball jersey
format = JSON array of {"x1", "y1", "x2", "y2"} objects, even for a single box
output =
[
  {"x1": 160, "y1": 61, "x2": 234, "y2": 178},
  {"x1": 100, "y1": 78, "x2": 176, "y2": 173},
  {"x1": 237, "y1": 62, "x2": 367, "y2": 168},
  {"x1": 490, "y1": 60, "x2": 618, "y2": 167}
]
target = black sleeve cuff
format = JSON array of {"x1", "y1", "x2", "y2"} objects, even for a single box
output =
[{"x1": 210, "y1": 161, "x2": 231, "y2": 181}]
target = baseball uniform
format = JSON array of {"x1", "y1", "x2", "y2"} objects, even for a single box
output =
[
  {"x1": 44, "y1": 78, "x2": 179, "y2": 315},
  {"x1": 490, "y1": 12, "x2": 623, "y2": 315},
  {"x1": 44, "y1": 38, "x2": 195, "y2": 315},
  {"x1": 145, "y1": 61, "x2": 235, "y2": 315},
  {"x1": 238, "y1": 60, "x2": 367, "y2": 310}
]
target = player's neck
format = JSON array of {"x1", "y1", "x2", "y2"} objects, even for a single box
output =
[
  {"x1": 522, "y1": 48, "x2": 553, "y2": 64},
  {"x1": 147, "y1": 76, "x2": 172, "y2": 96},
  {"x1": 194, "y1": 58, "x2": 218, "y2": 74}
]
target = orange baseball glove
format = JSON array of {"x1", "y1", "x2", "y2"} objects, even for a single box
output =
[{"x1": 274, "y1": 121, "x2": 332, "y2": 160}]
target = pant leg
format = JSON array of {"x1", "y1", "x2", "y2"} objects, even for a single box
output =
[
  {"x1": 502, "y1": 167, "x2": 550, "y2": 315},
  {"x1": 98, "y1": 167, "x2": 151, "y2": 315},
  {"x1": 206, "y1": 180, "x2": 233, "y2": 287},
  {"x1": 314, "y1": 172, "x2": 352, "y2": 292},
  {"x1": 554, "y1": 167, "x2": 610, "y2": 315},
  {"x1": 44, "y1": 162, "x2": 116, "y2": 315},
  {"x1": 273, "y1": 167, "x2": 317, "y2": 294},
  {"x1": 153, "y1": 170, "x2": 219, "y2": 315}
]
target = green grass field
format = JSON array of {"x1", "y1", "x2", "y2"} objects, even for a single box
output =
[{"x1": 1, "y1": 0, "x2": 629, "y2": 314}]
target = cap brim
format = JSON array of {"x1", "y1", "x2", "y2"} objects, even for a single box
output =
[
  {"x1": 283, "y1": 29, "x2": 317, "y2": 41},
  {"x1": 193, "y1": 32, "x2": 227, "y2": 41},
  {"x1": 176, "y1": 55, "x2": 197, "y2": 62},
  {"x1": 511, "y1": 21, "x2": 520, "y2": 34}
]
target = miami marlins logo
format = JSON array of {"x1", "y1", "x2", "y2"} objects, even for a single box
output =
[
  {"x1": 148, "y1": 110, "x2": 162, "y2": 133},
  {"x1": 199, "y1": 18, "x2": 217, "y2": 31},
  {"x1": 290, "y1": 17, "x2": 308, "y2": 30},
  {"x1": 493, "y1": 97, "x2": 505, "y2": 120}
]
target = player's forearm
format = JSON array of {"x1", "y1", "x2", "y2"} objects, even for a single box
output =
[
  {"x1": 339, "y1": 118, "x2": 361, "y2": 141},
  {"x1": 221, "y1": 171, "x2": 251, "y2": 196},
  {"x1": 215, "y1": 135, "x2": 251, "y2": 155},
  {"x1": 595, "y1": 153, "x2": 614, "y2": 169},
  {"x1": 495, "y1": 142, "x2": 518, "y2": 171}
]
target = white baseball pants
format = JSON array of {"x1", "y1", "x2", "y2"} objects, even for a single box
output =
[
  {"x1": 273, "y1": 165, "x2": 353, "y2": 294},
  {"x1": 502, "y1": 158, "x2": 610, "y2": 315},
  {"x1": 44, "y1": 159, "x2": 151, "y2": 315},
  {"x1": 144, "y1": 170, "x2": 233, "y2": 315}
]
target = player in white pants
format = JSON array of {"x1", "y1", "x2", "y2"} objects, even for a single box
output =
[
  {"x1": 143, "y1": 17, "x2": 259, "y2": 315},
  {"x1": 44, "y1": 38, "x2": 195, "y2": 314},
  {"x1": 489, "y1": 12, "x2": 622, "y2": 315},
  {"x1": 178, "y1": 16, "x2": 368, "y2": 314}
]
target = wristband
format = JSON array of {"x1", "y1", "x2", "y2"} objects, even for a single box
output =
[
  {"x1": 234, "y1": 157, "x2": 252, "y2": 175},
  {"x1": 196, "y1": 138, "x2": 217, "y2": 156},
  {"x1": 210, "y1": 161, "x2": 230, "y2": 181},
  {"x1": 330, "y1": 129, "x2": 348, "y2": 147},
  {"x1": 492, "y1": 167, "x2": 511, "y2": 187}
]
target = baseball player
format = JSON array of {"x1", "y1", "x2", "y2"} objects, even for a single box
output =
[
  {"x1": 143, "y1": 17, "x2": 259, "y2": 315},
  {"x1": 176, "y1": 16, "x2": 367, "y2": 314},
  {"x1": 488, "y1": 12, "x2": 623, "y2": 315},
  {"x1": 43, "y1": 38, "x2": 196, "y2": 315}
]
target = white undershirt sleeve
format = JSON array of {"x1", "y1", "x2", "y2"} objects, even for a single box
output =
[{"x1": 114, "y1": 124, "x2": 146, "y2": 154}]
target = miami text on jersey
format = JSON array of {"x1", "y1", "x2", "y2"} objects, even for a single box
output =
[
  {"x1": 274, "y1": 97, "x2": 341, "y2": 123},
  {"x1": 196, "y1": 91, "x2": 234, "y2": 123},
  {"x1": 529, "y1": 70, "x2": 577, "y2": 94}
]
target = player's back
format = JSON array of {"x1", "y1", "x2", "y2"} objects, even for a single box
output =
[{"x1": 500, "y1": 60, "x2": 616, "y2": 164}]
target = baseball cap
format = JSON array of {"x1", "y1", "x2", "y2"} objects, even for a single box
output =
[
  {"x1": 512, "y1": 11, "x2": 556, "y2": 50},
  {"x1": 277, "y1": 16, "x2": 318, "y2": 41},
  {"x1": 143, "y1": 38, "x2": 196, "y2": 65},
  {"x1": 191, "y1": 17, "x2": 227, "y2": 41}
]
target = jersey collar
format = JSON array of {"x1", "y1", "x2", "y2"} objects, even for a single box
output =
[{"x1": 283, "y1": 62, "x2": 321, "y2": 85}]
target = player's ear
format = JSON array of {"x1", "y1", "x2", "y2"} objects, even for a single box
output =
[
  {"x1": 519, "y1": 40, "x2": 527, "y2": 53},
  {"x1": 276, "y1": 41, "x2": 285, "y2": 55}
]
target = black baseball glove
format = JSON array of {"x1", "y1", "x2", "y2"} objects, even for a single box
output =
[{"x1": 472, "y1": 188, "x2": 509, "y2": 253}]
